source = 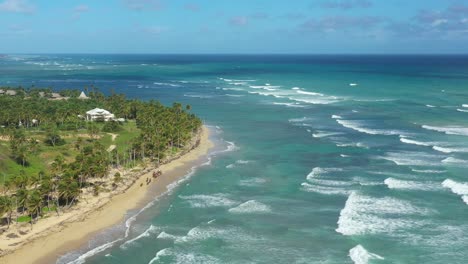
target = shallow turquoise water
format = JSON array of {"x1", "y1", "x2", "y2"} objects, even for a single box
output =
[{"x1": 2, "y1": 55, "x2": 468, "y2": 264}]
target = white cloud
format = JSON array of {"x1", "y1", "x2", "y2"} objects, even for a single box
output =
[
  {"x1": 72, "y1": 4, "x2": 90, "y2": 19},
  {"x1": 0, "y1": 0, "x2": 34, "y2": 13},
  {"x1": 431, "y1": 19, "x2": 448, "y2": 27}
]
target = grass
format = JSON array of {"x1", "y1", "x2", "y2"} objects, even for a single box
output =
[
  {"x1": 0, "y1": 121, "x2": 141, "y2": 185},
  {"x1": 16, "y1": 215, "x2": 31, "y2": 223}
]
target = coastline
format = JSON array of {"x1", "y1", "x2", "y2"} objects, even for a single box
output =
[{"x1": 0, "y1": 126, "x2": 214, "y2": 264}]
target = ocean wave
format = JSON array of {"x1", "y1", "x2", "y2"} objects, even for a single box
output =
[
  {"x1": 312, "y1": 131, "x2": 343, "y2": 138},
  {"x1": 442, "y1": 179, "x2": 468, "y2": 205},
  {"x1": 337, "y1": 119, "x2": 404, "y2": 136},
  {"x1": 331, "y1": 115, "x2": 342, "y2": 119},
  {"x1": 179, "y1": 194, "x2": 238, "y2": 208},
  {"x1": 422, "y1": 125, "x2": 468, "y2": 136},
  {"x1": 120, "y1": 225, "x2": 159, "y2": 249},
  {"x1": 336, "y1": 142, "x2": 369, "y2": 149},
  {"x1": 306, "y1": 167, "x2": 343, "y2": 181},
  {"x1": 411, "y1": 169, "x2": 446, "y2": 174},
  {"x1": 301, "y1": 182, "x2": 351, "y2": 196},
  {"x1": 384, "y1": 178, "x2": 439, "y2": 191},
  {"x1": 222, "y1": 87, "x2": 244, "y2": 91},
  {"x1": 336, "y1": 192, "x2": 432, "y2": 236},
  {"x1": 272, "y1": 102, "x2": 305, "y2": 108},
  {"x1": 183, "y1": 93, "x2": 215, "y2": 99},
  {"x1": 399, "y1": 136, "x2": 431, "y2": 147},
  {"x1": 236, "y1": 160, "x2": 251, "y2": 164},
  {"x1": 457, "y1": 108, "x2": 468, "y2": 113},
  {"x1": 380, "y1": 151, "x2": 442, "y2": 166},
  {"x1": 426, "y1": 104, "x2": 436, "y2": 108},
  {"x1": 148, "y1": 248, "x2": 220, "y2": 264},
  {"x1": 296, "y1": 90, "x2": 324, "y2": 96},
  {"x1": 153, "y1": 82, "x2": 181, "y2": 87},
  {"x1": 228, "y1": 200, "x2": 271, "y2": 214},
  {"x1": 442, "y1": 157, "x2": 467, "y2": 165},
  {"x1": 349, "y1": 245, "x2": 384, "y2": 264},
  {"x1": 433, "y1": 146, "x2": 468, "y2": 153},
  {"x1": 239, "y1": 177, "x2": 267, "y2": 187}
]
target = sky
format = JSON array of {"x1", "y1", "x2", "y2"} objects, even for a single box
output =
[{"x1": 1, "y1": 0, "x2": 468, "y2": 54}]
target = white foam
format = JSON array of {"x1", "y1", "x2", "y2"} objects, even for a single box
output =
[
  {"x1": 312, "y1": 131, "x2": 342, "y2": 138},
  {"x1": 381, "y1": 152, "x2": 442, "y2": 166},
  {"x1": 426, "y1": 104, "x2": 436, "y2": 108},
  {"x1": 463, "y1": 104, "x2": 468, "y2": 108},
  {"x1": 296, "y1": 90, "x2": 324, "y2": 96},
  {"x1": 337, "y1": 119, "x2": 403, "y2": 136},
  {"x1": 67, "y1": 239, "x2": 122, "y2": 264},
  {"x1": 228, "y1": 200, "x2": 271, "y2": 214},
  {"x1": 149, "y1": 248, "x2": 220, "y2": 264},
  {"x1": 411, "y1": 169, "x2": 446, "y2": 174},
  {"x1": 306, "y1": 167, "x2": 343, "y2": 181},
  {"x1": 422, "y1": 125, "x2": 468, "y2": 136},
  {"x1": 120, "y1": 225, "x2": 158, "y2": 249},
  {"x1": 349, "y1": 83, "x2": 358, "y2": 87},
  {"x1": 399, "y1": 137, "x2": 431, "y2": 147},
  {"x1": 179, "y1": 194, "x2": 238, "y2": 208},
  {"x1": 442, "y1": 179, "x2": 468, "y2": 205},
  {"x1": 442, "y1": 157, "x2": 467, "y2": 164},
  {"x1": 457, "y1": 108, "x2": 468, "y2": 113},
  {"x1": 349, "y1": 245, "x2": 384, "y2": 264},
  {"x1": 337, "y1": 142, "x2": 368, "y2": 149},
  {"x1": 239, "y1": 178, "x2": 267, "y2": 187},
  {"x1": 384, "y1": 178, "x2": 439, "y2": 191},
  {"x1": 442, "y1": 179, "x2": 468, "y2": 196},
  {"x1": 433, "y1": 146, "x2": 468, "y2": 153},
  {"x1": 272, "y1": 102, "x2": 305, "y2": 108},
  {"x1": 301, "y1": 182, "x2": 351, "y2": 196},
  {"x1": 332, "y1": 115, "x2": 342, "y2": 119},
  {"x1": 292, "y1": 87, "x2": 301, "y2": 90},
  {"x1": 336, "y1": 192, "x2": 431, "y2": 236}
]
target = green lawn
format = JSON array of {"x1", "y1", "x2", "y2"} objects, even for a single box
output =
[{"x1": 0, "y1": 121, "x2": 141, "y2": 185}]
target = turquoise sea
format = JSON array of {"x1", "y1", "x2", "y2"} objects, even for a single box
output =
[{"x1": 1, "y1": 54, "x2": 468, "y2": 264}]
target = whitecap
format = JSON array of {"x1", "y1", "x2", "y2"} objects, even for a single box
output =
[
  {"x1": 312, "y1": 131, "x2": 342, "y2": 138},
  {"x1": 296, "y1": 90, "x2": 324, "y2": 96},
  {"x1": 337, "y1": 119, "x2": 404, "y2": 136},
  {"x1": 399, "y1": 136, "x2": 431, "y2": 147},
  {"x1": 120, "y1": 225, "x2": 159, "y2": 249},
  {"x1": 457, "y1": 108, "x2": 468, "y2": 113},
  {"x1": 384, "y1": 178, "x2": 439, "y2": 191},
  {"x1": 349, "y1": 245, "x2": 384, "y2": 264},
  {"x1": 422, "y1": 125, "x2": 468, "y2": 136},
  {"x1": 411, "y1": 169, "x2": 446, "y2": 174},
  {"x1": 380, "y1": 152, "x2": 442, "y2": 166},
  {"x1": 301, "y1": 182, "x2": 351, "y2": 196},
  {"x1": 306, "y1": 167, "x2": 343, "y2": 181},
  {"x1": 228, "y1": 200, "x2": 271, "y2": 214},
  {"x1": 336, "y1": 192, "x2": 432, "y2": 236},
  {"x1": 331, "y1": 115, "x2": 342, "y2": 119},
  {"x1": 179, "y1": 194, "x2": 238, "y2": 208},
  {"x1": 349, "y1": 83, "x2": 358, "y2": 87},
  {"x1": 426, "y1": 104, "x2": 436, "y2": 108},
  {"x1": 433, "y1": 146, "x2": 468, "y2": 153},
  {"x1": 442, "y1": 157, "x2": 467, "y2": 164}
]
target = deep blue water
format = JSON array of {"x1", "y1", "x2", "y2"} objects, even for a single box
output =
[{"x1": 2, "y1": 54, "x2": 468, "y2": 264}]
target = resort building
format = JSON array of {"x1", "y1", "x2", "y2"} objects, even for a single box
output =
[{"x1": 86, "y1": 108, "x2": 115, "y2": 122}]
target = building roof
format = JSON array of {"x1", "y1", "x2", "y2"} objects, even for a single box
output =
[
  {"x1": 5, "y1": 90, "x2": 17, "y2": 96},
  {"x1": 86, "y1": 108, "x2": 112, "y2": 116},
  {"x1": 78, "y1": 91, "x2": 89, "y2": 99}
]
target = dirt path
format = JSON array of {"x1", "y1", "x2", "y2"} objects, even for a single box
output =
[{"x1": 106, "y1": 133, "x2": 118, "y2": 152}]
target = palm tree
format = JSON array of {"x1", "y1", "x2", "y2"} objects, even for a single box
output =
[
  {"x1": 26, "y1": 190, "x2": 42, "y2": 229},
  {"x1": 0, "y1": 196, "x2": 14, "y2": 228}
]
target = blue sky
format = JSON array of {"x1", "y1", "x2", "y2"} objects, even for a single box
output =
[{"x1": 1, "y1": 0, "x2": 468, "y2": 54}]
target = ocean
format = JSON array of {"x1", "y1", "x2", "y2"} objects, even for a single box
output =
[{"x1": 1, "y1": 54, "x2": 468, "y2": 264}]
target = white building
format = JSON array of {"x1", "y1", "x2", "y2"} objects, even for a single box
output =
[{"x1": 86, "y1": 108, "x2": 115, "y2": 122}]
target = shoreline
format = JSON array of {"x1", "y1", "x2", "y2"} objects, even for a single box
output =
[{"x1": 0, "y1": 126, "x2": 214, "y2": 264}]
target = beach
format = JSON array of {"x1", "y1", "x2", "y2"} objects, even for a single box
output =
[{"x1": 0, "y1": 126, "x2": 213, "y2": 264}]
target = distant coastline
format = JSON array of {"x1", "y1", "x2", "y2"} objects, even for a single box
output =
[{"x1": 0, "y1": 125, "x2": 213, "y2": 264}]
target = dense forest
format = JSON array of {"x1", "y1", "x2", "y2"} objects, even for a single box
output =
[{"x1": 0, "y1": 86, "x2": 202, "y2": 227}]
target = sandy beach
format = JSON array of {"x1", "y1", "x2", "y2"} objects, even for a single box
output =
[{"x1": 0, "y1": 126, "x2": 213, "y2": 264}]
